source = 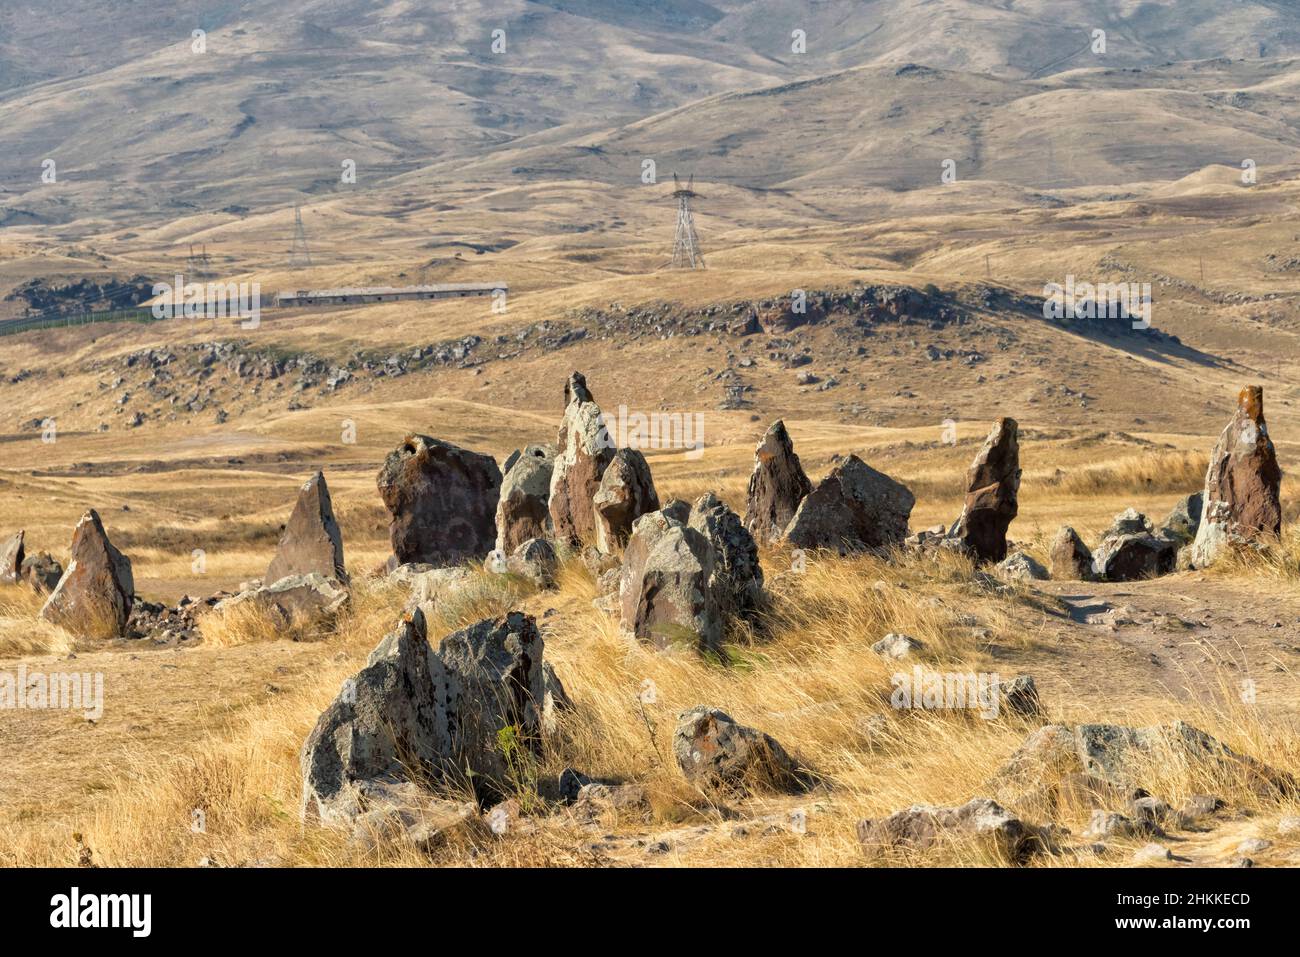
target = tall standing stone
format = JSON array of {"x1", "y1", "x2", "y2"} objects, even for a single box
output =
[
  {"x1": 378, "y1": 434, "x2": 502, "y2": 567},
  {"x1": 0, "y1": 530, "x2": 23, "y2": 583},
  {"x1": 619, "y1": 508, "x2": 721, "y2": 654},
  {"x1": 40, "y1": 510, "x2": 134, "y2": 639},
  {"x1": 744, "y1": 420, "x2": 811, "y2": 542},
  {"x1": 784, "y1": 455, "x2": 914, "y2": 553},
  {"x1": 689, "y1": 491, "x2": 763, "y2": 616},
  {"x1": 593, "y1": 447, "x2": 660, "y2": 553},
  {"x1": 266, "y1": 471, "x2": 347, "y2": 585},
  {"x1": 495, "y1": 444, "x2": 555, "y2": 554},
  {"x1": 549, "y1": 372, "x2": 616, "y2": 547},
  {"x1": 1191, "y1": 386, "x2": 1283, "y2": 567},
  {"x1": 952, "y1": 418, "x2": 1020, "y2": 563}
]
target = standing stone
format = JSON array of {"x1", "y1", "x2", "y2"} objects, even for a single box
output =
[
  {"x1": 20, "y1": 552, "x2": 63, "y2": 593},
  {"x1": 1160, "y1": 492, "x2": 1203, "y2": 545},
  {"x1": 593, "y1": 447, "x2": 660, "y2": 553},
  {"x1": 1048, "y1": 526, "x2": 1093, "y2": 580},
  {"x1": 549, "y1": 372, "x2": 616, "y2": 547},
  {"x1": 784, "y1": 454, "x2": 914, "y2": 553},
  {"x1": 40, "y1": 510, "x2": 134, "y2": 639},
  {"x1": 952, "y1": 418, "x2": 1020, "y2": 563},
  {"x1": 0, "y1": 530, "x2": 23, "y2": 583},
  {"x1": 619, "y1": 507, "x2": 721, "y2": 653},
  {"x1": 689, "y1": 491, "x2": 763, "y2": 616},
  {"x1": 744, "y1": 420, "x2": 811, "y2": 542},
  {"x1": 301, "y1": 608, "x2": 552, "y2": 825},
  {"x1": 1192, "y1": 386, "x2": 1283, "y2": 567},
  {"x1": 495, "y1": 444, "x2": 555, "y2": 554},
  {"x1": 266, "y1": 471, "x2": 347, "y2": 585},
  {"x1": 377, "y1": 434, "x2": 502, "y2": 567},
  {"x1": 300, "y1": 608, "x2": 448, "y2": 825}
]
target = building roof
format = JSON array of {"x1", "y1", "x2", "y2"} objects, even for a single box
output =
[{"x1": 276, "y1": 282, "x2": 507, "y2": 300}]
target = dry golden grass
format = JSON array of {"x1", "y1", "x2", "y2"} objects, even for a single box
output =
[
  {"x1": 6, "y1": 540, "x2": 1297, "y2": 869},
  {"x1": 0, "y1": 584, "x2": 73, "y2": 658}
]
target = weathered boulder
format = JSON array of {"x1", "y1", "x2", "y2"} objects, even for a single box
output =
[
  {"x1": 619, "y1": 508, "x2": 721, "y2": 653},
  {"x1": 377, "y1": 434, "x2": 501, "y2": 567},
  {"x1": 0, "y1": 530, "x2": 23, "y2": 583},
  {"x1": 20, "y1": 552, "x2": 63, "y2": 593},
  {"x1": 505, "y1": 537, "x2": 559, "y2": 589},
  {"x1": 991, "y1": 674, "x2": 1043, "y2": 718},
  {"x1": 1092, "y1": 509, "x2": 1176, "y2": 581},
  {"x1": 592, "y1": 447, "x2": 660, "y2": 553},
  {"x1": 1160, "y1": 492, "x2": 1203, "y2": 545},
  {"x1": 996, "y1": 551, "x2": 1048, "y2": 581},
  {"x1": 689, "y1": 492, "x2": 763, "y2": 617},
  {"x1": 549, "y1": 372, "x2": 616, "y2": 547},
  {"x1": 1048, "y1": 526, "x2": 1093, "y2": 580},
  {"x1": 266, "y1": 471, "x2": 347, "y2": 585},
  {"x1": 951, "y1": 418, "x2": 1020, "y2": 562},
  {"x1": 673, "y1": 706, "x2": 808, "y2": 794},
  {"x1": 1191, "y1": 386, "x2": 1283, "y2": 567},
  {"x1": 495, "y1": 444, "x2": 555, "y2": 554},
  {"x1": 743, "y1": 420, "x2": 811, "y2": 542},
  {"x1": 857, "y1": 797, "x2": 1046, "y2": 863},
  {"x1": 40, "y1": 510, "x2": 134, "y2": 639},
  {"x1": 301, "y1": 608, "x2": 447, "y2": 826},
  {"x1": 784, "y1": 454, "x2": 914, "y2": 553},
  {"x1": 301, "y1": 608, "x2": 551, "y2": 826},
  {"x1": 437, "y1": 611, "x2": 547, "y2": 788},
  {"x1": 991, "y1": 721, "x2": 1295, "y2": 807},
  {"x1": 222, "y1": 573, "x2": 350, "y2": 638}
]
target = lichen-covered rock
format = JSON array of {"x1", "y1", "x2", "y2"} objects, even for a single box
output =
[
  {"x1": 872, "y1": 632, "x2": 923, "y2": 659},
  {"x1": 495, "y1": 444, "x2": 555, "y2": 554},
  {"x1": 300, "y1": 608, "x2": 551, "y2": 826},
  {"x1": 40, "y1": 510, "x2": 134, "y2": 639},
  {"x1": 784, "y1": 454, "x2": 914, "y2": 553},
  {"x1": 619, "y1": 507, "x2": 721, "y2": 653},
  {"x1": 1192, "y1": 386, "x2": 1283, "y2": 567},
  {"x1": 951, "y1": 418, "x2": 1020, "y2": 562},
  {"x1": 996, "y1": 551, "x2": 1048, "y2": 581},
  {"x1": 505, "y1": 537, "x2": 559, "y2": 589},
  {"x1": 377, "y1": 434, "x2": 501, "y2": 567},
  {"x1": 673, "y1": 705, "x2": 808, "y2": 794},
  {"x1": 592, "y1": 447, "x2": 659, "y2": 553},
  {"x1": 217, "y1": 573, "x2": 350, "y2": 639},
  {"x1": 266, "y1": 471, "x2": 347, "y2": 585},
  {"x1": 744, "y1": 420, "x2": 811, "y2": 542},
  {"x1": 857, "y1": 797, "x2": 1046, "y2": 863},
  {"x1": 1160, "y1": 492, "x2": 1203, "y2": 545},
  {"x1": 689, "y1": 491, "x2": 763, "y2": 617},
  {"x1": 549, "y1": 372, "x2": 616, "y2": 547}
]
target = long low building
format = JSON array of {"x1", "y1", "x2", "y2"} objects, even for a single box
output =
[{"x1": 275, "y1": 282, "x2": 507, "y2": 307}]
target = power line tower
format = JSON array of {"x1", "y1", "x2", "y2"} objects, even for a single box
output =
[
  {"x1": 289, "y1": 205, "x2": 313, "y2": 269},
  {"x1": 186, "y1": 242, "x2": 214, "y2": 279},
  {"x1": 668, "y1": 173, "x2": 705, "y2": 270}
]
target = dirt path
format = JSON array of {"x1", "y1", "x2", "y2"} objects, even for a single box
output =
[{"x1": 1019, "y1": 573, "x2": 1300, "y2": 719}]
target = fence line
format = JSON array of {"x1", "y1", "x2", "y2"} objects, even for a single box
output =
[{"x1": 0, "y1": 306, "x2": 163, "y2": 338}]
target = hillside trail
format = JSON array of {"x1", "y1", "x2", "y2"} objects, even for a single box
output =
[{"x1": 1019, "y1": 573, "x2": 1300, "y2": 719}]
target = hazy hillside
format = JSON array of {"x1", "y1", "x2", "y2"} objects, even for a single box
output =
[{"x1": 4, "y1": 0, "x2": 1300, "y2": 228}]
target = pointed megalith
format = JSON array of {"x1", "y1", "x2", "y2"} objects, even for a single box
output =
[
  {"x1": 593, "y1": 447, "x2": 660, "y2": 553},
  {"x1": 267, "y1": 471, "x2": 347, "y2": 585},
  {"x1": 378, "y1": 435, "x2": 502, "y2": 567},
  {"x1": 1191, "y1": 386, "x2": 1283, "y2": 567},
  {"x1": 744, "y1": 420, "x2": 811, "y2": 542},
  {"x1": 40, "y1": 510, "x2": 134, "y2": 639},
  {"x1": 0, "y1": 530, "x2": 23, "y2": 583},
  {"x1": 952, "y1": 418, "x2": 1020, "y2": 563},
  {"x1": 495, "y1": 444, "x2": 555, "y2": 554},
  {"x1": 548, "y1": 372, "x2": 616, "y2": 547}
]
